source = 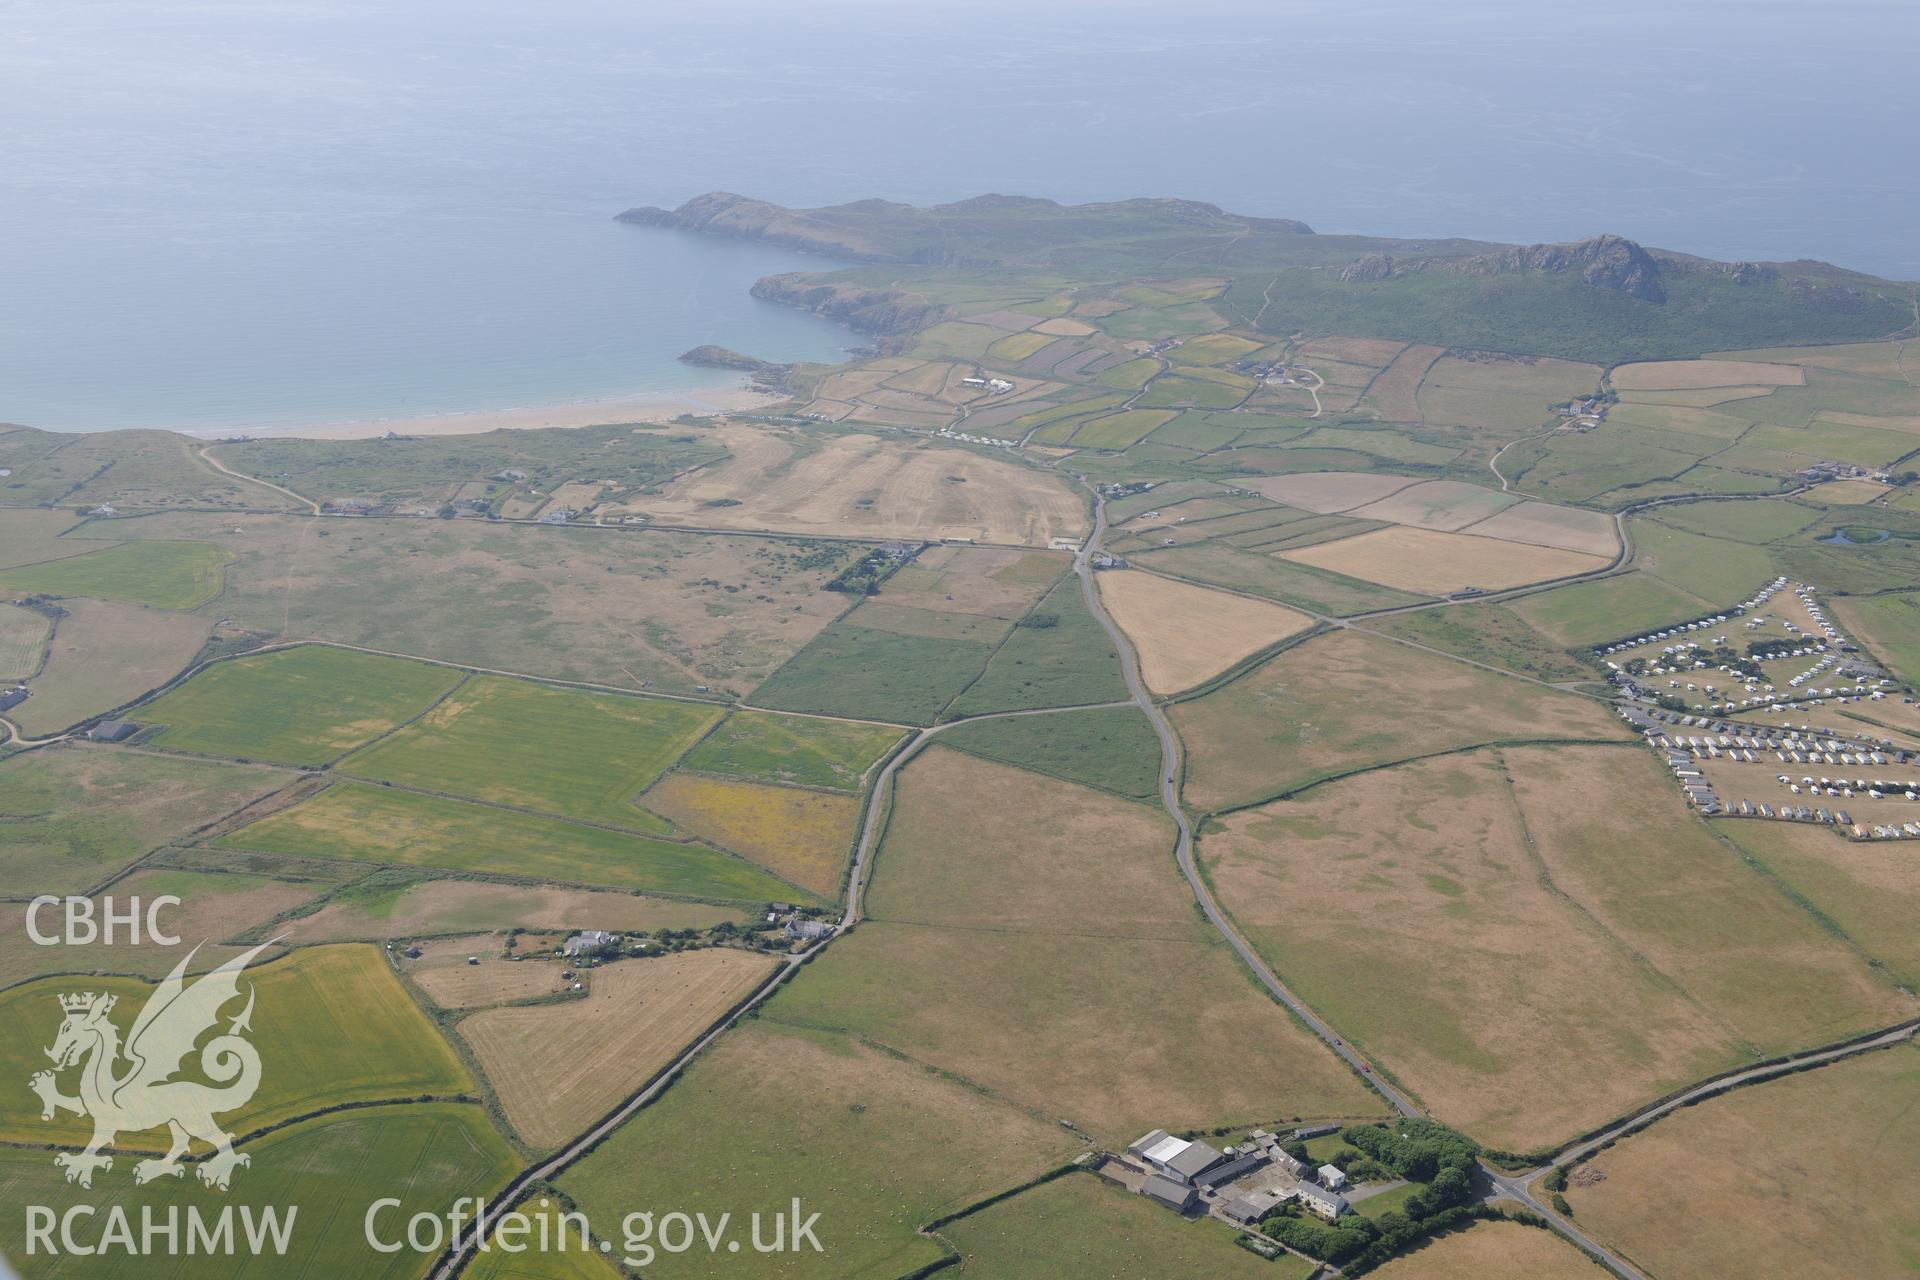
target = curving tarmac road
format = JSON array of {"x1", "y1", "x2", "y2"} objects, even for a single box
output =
[
  {"x1": 1069, "y1": 484, "x2": 1671, "y2": 1280},
  {"x1": 1069, "y1": 489, "x2": 1420, "y2": 1116}
]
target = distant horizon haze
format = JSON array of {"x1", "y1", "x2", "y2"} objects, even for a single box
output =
[{"x1": 4, "y1": 0, "x2": 1915, "y2": 432}]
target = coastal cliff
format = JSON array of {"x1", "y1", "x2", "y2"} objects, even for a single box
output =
[{"x1": 747, "y1": 275, "x2": 949, "y2": 337}]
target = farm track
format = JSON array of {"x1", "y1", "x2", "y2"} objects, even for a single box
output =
[{"x1": 196, "y1": 444, "x2": 321, "y2": 514}]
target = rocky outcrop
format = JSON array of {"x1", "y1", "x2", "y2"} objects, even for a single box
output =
[
  {"x1": 677, "y1": 345, "x2": 793, "y2": 393},
  {"x1": 678, "y1": 345, "x2": 781, "y2": 373},
  {"x1": 1468, "y1": 234, "x2": 1666, "y2": 301},
  {"x1": 1339, "y1": 253, "x2": 1396, "y2": 283},
  {"x1": 748, "y1": 274, "x2": 951, "y2": 337},
  {"x1": 1338, "y1": 234, "x2": 1668, "y2": 302}
]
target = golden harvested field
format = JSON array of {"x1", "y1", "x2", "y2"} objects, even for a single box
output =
[
  {"x1": 617, "y1": 424, "x2": 1085, "y2": 545},
  {"x1": 1171, "y1": 628, "x2": 1622, "y2": 812},
  {"x1": 559, "y1": 1021, "x2": 1081, "y2": 1280},
  {"x1": 1611, "y1": 358, "x2": 1807, "y2": 390},
  {"x1": 407, "y1": 936, "x2": 573, "y2": 1009},
  {"x1": 1617, "y1": 383, "x2": 1782, "y2": 407},
  {"x1": 1806, "y1": 478, "x2": 1894, "y2": 504},
  {"x1": 639, "y1": 773, "x2": 860, "y2": 897},
  {"x1": 1031, "y1": 316, "x2": 1096, "y2": 337},
  {"x1": 987, "y1": 331, "x2": 1057, "y2": 362},
  {"x1": 1722, "y1": 820, "x2": 1920, "y2": 988},
  {"x1": 865, "y1": 748, "x2": 1182, "y2": 935},
  {"x1": 291, "y1": 879, "x2": 745, "y2": 941},
  {"x1": 1245, "y1": 471, "x2": 1418, "y2": 513},
  {"x1": 461, "y1": 949, "x2": 777, "y2": 1149},
  {"x1": 1716, "y1": 338, "x2": 1914, "y2": 378},
  {"x1": 1367, "y1": 1221, "x2": 1601, "y2": 1280},
  {"x1": 774, "y1": 747, "x2": 1379, "y2": 1142},
  {"x1": 1504, "y1": 746, "x2": 1913, "y2": 1050},
  {"x1": 1279, "y1": 527, "x2": 1610, "y2": 594},
  {"x1": 1458, "y1": 499, "x2": 1621, "y2": 556},
  {"x1": 1361, "y1": 342, "x2": 1446, "y2": 420},
  {"x1": 771, "y1": 921, "x2": 1379, "y2": 1145},
  {"x1": 9, "y1": 598, "x2": 211, "y2": 735},
  {"x1": 1568, "y1": 1040, "x2": 1920, "y2": 1280},
  {"x1": 1096, "y1": 568, "x2": 1314, "y2": 693},
  {"x1": 1203, "y1": 751, "x2": 1752, "y2": 1152},
  {"x1": 1347, "y1": 479, "x2": 1524, "y2": 530}
]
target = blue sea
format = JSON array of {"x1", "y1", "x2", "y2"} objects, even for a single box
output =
[{"x1": 3, "y1": 0, "x2": 1914, "y2": 433}]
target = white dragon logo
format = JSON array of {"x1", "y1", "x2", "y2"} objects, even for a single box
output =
[{"x1": 29, "y1": 940, "x2": 273, "y2": 1191}]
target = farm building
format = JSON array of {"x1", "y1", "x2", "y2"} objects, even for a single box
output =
[
  {"x1": 0, "y1": 687, "x2": 27, "y2": 712},
  {"x1": 784, "y1": 918, "x2": 831, "y2": 942},
  {"x1": 1138, "y1": 1175, "x2": 1198, "y2": 1214},
  {"x1": 1193, "y1": 1149, "x2": 1269, "y2": 1190},
  {"x1": 1127, "y1": 1130, "x2": 1228, "y2": 1184},
  {"x1": 1318, "y1": 1164, "x2": 1347, "y2": 1190},
  {"x1": 87, "y1": 720, "x2": 140, "y2": 743},
  {"x1": 561, "y1": 930, "x2": 619, "y2": 957},
  {"x1": 1298, "y1": 1182, "x2": 1351, "y2": 1220},
  {"x1": 1222, "y1": 1187, "x2": 1290, "y2": 1226}
]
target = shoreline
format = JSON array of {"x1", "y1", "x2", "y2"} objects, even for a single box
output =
[{"x1": 174, "y1": 383, "x2": 787, "y2": 441}]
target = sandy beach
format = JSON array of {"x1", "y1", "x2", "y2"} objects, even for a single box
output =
[{"x1": 191, "y1": 384, "x2": 786, "y2": 441}]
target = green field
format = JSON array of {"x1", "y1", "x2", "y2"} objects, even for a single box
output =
[
  {"x1": 0, "y1": 1103, "x2": 518, "y2": 1280},
  {"x1": 938, "y1": 705, "x2": 1162, "y2": 798},
  {"x1": 0, "y1": 539, "x2": 231, "y2": 609},
  {"x1": 947, "y1": 575, "x2": 1129, "y2": 715},
  {"x1": 1508, "y1": 570, "x2": 1717, "y2": 648},
  {"x1": 1646, "y1": 499, "x2": 1823, "y2": 543},
  {"x1": 344, "y1": 676, "x2": 720, "y2": 829},
  {"x1": 751, "y1": 620, "x2": 993, "y2": 725},
  {"x1": 0, "y1": 944, "x2": 473, "y2": 1147},
  {"x1": 1069, "y1": 409, "x2": 1178, "y2": 449},
  {"x1": 217, "y1": 781, "x2": 806, "y2": 902},
  {"x1": 0, "y1": 743, "x2": 293, "y2": 895},
  {"x1": 140, "y1": 645, "x2": 464, "y2": 765},
  {"x1": 1137, "y1": 373, "x2": 1249, "y2": 410},
  {"x1": 677, "y1": 708, "x2": 904, "y2": 791},
  {"x1": 1630, "y1": 520, "x2": 1781, "y2": 602},
  {"x1": 943, "y1": 1173, "x2": 1307, "y2": 1278},
  {"x1": 1362, "y1": 605, "x2": 1591, "y2": 683},
  {"x1": 464, "y1": 1203, "x2": 619, "y2": 1280},
  {"x1": 1834, "y1": 590, "x2": 1920, "y2": 686},
  {"x1": 559, "y1": 1021, "x2": 1081, "y2": 1280}
]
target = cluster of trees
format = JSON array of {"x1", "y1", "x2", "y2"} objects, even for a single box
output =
[
  {"x1": 1261, "y1": 1120, "x2": 1484, "y2": 1274},
  {"x1": 825, "y1": 547, "x2": 901, "y2": 595}
]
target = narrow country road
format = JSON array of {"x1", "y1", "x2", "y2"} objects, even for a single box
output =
[
  {"x1": 1070, "y1": 486, "x2": 1659, "y2": 1280},
  {"x1": 1069, "y1": 488, "x2": 1419, "y2": 1116},
  {"x1": 425, "y1": 695, "x2": 1132, "y2": 1279}
]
